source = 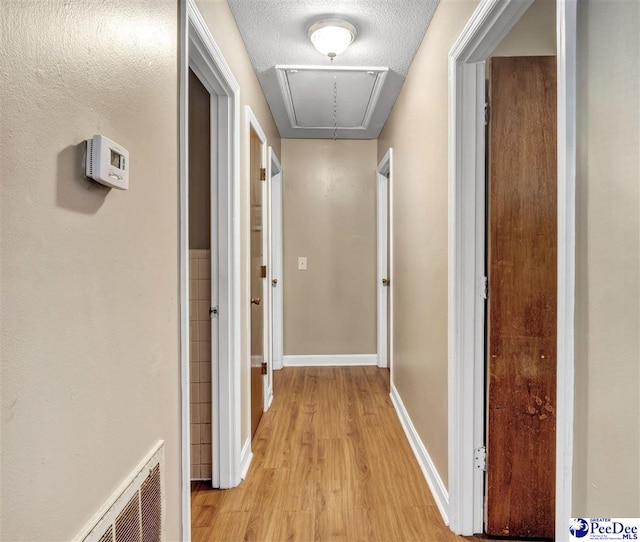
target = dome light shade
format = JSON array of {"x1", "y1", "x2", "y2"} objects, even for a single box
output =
[{"x1": 307, "y1": 19, "x2": 357, "y2": 59}]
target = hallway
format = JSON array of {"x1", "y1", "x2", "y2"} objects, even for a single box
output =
[{"x1": 193, "y1": 367, "x2": 469, "y2": 541}]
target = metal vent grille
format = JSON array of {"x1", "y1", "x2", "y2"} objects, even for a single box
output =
[
  {"x1": 77, "y1": 442, "x2": 165, "y2": 542},
  {"x1": 114, "y1": 494, "x2": 140, "y2": 542},
  {"x1": 140, "y1": 465, "x2": 162, "y2": 542}
]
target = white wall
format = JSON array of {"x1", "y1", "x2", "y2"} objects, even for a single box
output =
[{"x1": 0, "y1": 1, "x2": 181, "y2": 539}]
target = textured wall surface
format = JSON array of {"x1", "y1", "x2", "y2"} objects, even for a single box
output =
[
  {"x1": 194, "y1": 0, "x2": 281, "y2": 450},
  {"x1": 281, "y1": 139, "x2": 378, "y2": 356},
  {"x1": 574, "y1": 0, "x2": 640, "y2": 516},
  {"x1": 0, "y1": 1, "x2": 180, "y2": 540}
]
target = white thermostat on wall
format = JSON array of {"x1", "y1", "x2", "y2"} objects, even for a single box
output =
[{"x1": 85, "y1": 135, "x2": 129, "y2": 190}]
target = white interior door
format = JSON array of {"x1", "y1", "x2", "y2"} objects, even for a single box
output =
[
  {"x1": 268, "y1": 148, "x2": 284, "y2": 373},
  {"x1": 376, "y1": 150, "x2": 392, "y2": 369}
]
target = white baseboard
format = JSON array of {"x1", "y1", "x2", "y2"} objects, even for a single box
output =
[
  {"x1": 390, "y1": 384, "x2": 449, "y2": 525},
  {"x1": 283, "y1": 354, "x2": 377, "y2": 367},
  {"x1": 240, "y1": 438, "x2": 253, "y2": 480}
]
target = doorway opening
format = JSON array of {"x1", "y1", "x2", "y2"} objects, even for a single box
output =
[
  {"x1": 180, "y1": 1, "x2": 242, "y2": 538},
  {"x1": 447, "y1": 0, "x2": 577, "y2": 538},
  {"x1": 187, "y1": 66, "x2": 217, "y2": 486}
]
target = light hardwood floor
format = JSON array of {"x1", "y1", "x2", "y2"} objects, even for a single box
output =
[{"x1": 191, "y1": 367, "x2": 507, "y2": 541}]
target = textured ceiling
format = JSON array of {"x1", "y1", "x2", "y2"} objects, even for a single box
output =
[{"x1": 228, "y1": 0, "x2": 440, "y2": 139}]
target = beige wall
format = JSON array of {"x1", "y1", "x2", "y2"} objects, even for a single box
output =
[
  {"x1": 574, "y1": 0, "x2": 640, "y2": 516},
  {"x1": 281, "y1": 139, "x2": 378, "y2": 356},
  {"x1": 0, "y1": 1, "x2": 180, "y2": 540},
  {"x1": 195, "y1": 0, "x2": 281, "y2": 447},
  {"x1": 492, "y1": 0, "x2": 556, "y2": 57},
  {"x1": 377, "y1": 0, "x2": 479, "y2": 487}
]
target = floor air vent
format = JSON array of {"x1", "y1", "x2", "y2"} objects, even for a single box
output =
[{"x1": 77, "y1": 441, "x2": 165, "y2": 542}]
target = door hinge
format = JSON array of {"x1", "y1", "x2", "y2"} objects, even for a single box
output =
[
  {"x1": 260, "y1": 167, "x2": 266, "y2": 181},
  {"x1": 209, "y1": 306, "x2": 218, "y2": 318},
  {"x1": 482, "y1": 276, "x2": 488, "y2": 300},
  {"x1": 386, "y1": 172, "x2": 390, "y2": 180},
  {"x1": 484, "y1": 102, "x2": 490, "y2": 125},
  {"x1": 260, "y1": 265, "x2": 267, "y2": 278},
  {"x1": 261, "y1": 362, "x2": 267, "y2": 375},
  {"x1": 475, "y1": 446, "x2": 486, "y2": 471}
]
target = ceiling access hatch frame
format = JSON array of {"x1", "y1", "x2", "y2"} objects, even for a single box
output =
[{"x1": 275, "y1": 65, "x2": 388, "y2": 133}]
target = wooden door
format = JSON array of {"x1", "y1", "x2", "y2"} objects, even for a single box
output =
[
  {"x1": 485, "y1": 56, "x2": 557, "y2": 539},
  {"x1": 250, "y1": 127, "x2": 265, "y2": 438}
]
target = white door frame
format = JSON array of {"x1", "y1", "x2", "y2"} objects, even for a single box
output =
[
  {"x1": 244, "y1": 106, "x2": 271, "y2": 430},
  {"x1": 447, "y1": 0, "x2": 576, "y2": 537},
  {"x1": 268, "y1": 148, "x2": 284, "y2": 373},
  {"x1": 180, "y1": 0, "x2": 242, "y2": 537},
  {"x1": 376, "y1": 149, "x2": 393, "y2": 373}
]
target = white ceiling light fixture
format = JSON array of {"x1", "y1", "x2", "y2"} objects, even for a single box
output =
[{"x1": 307, "y1": 19, "x2": 357, "y2": 61}]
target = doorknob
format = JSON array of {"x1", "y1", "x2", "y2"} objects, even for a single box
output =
[
  {"x1": 382, "y1": 278, "x2": 390, "y2": 286},
  {"x1": 272, "y1": 279, "x2": 278, "y2": 286},
  {"x1": 251, "y1": 297, "x2": 261, "y2": 305}
]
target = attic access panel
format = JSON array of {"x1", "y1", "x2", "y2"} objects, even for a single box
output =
[{"x1": 275, "y1": 66, "x2": 388, "y2": 131}]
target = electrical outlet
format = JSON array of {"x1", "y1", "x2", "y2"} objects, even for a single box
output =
[{"x1": 298, "y1": 257, "x2": 307, "y2": 270}]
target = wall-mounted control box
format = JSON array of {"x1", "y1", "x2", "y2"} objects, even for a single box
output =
[{"x1": 85, "y1": 135, "x2": 129, "y2": 190}]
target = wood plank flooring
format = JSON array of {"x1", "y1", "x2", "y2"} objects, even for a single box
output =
[{"x1": 191, "y1": 367, "x2": 514, "y2": 541}]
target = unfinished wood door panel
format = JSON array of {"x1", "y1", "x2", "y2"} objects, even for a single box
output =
[
  {"x1": 486, "y1": 56, "x2": 557, "y2": 539},
  {"x1": 250, "y1": 127, "x2": 265, "y2": 439}
]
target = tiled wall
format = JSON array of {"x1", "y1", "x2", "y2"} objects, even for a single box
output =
[{"x1": 189, "y1": 249, "x2": 212, "y2": 480}]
